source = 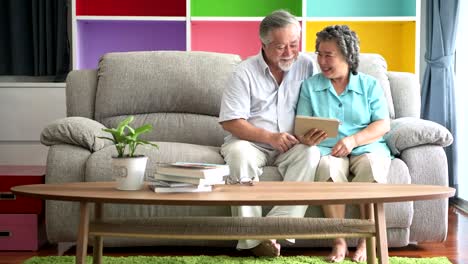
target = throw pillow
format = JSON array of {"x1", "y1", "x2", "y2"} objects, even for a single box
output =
[
  {"x1": 384, "y1": 117, "x2": 453, "y2": 155},
  {"x1": 41, "y1": 117, "x2": 112, "y2": 152}
]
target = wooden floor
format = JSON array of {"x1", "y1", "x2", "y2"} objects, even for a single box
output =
[{"x1": 1, "y1": 207, "x2": 466, "y2": 264}]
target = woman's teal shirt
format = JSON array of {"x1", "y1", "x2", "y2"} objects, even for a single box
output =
[{"x1": 296, "y1": 72, "x2": 391, "y2": 157}]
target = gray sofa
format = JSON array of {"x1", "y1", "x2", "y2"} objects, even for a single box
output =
[{"x1": 41, "y1": 51, "x2": 453, "y2": 248}]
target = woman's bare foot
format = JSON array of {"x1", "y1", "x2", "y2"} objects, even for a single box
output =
[
  {"x1": 326, "y1": 238, "x2": 348, "y2": 262},
  {"x1": 250, "y1": 239, "x2": 281, "y2": 257},
  {"x1": 352, "y1": 238, "x2": 367, "y2": 262}
]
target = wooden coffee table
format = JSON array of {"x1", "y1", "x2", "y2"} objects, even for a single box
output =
[{"x1": 12, "y1": 181, "x2": 454, "y2": 264}]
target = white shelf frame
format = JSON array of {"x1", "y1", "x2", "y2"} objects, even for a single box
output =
[
  {"x1": 70, "y1": 0, "x2": 421, "y2": 74},
  {"x1": 76, "y1": 15, "x2": 186, "y2": 21}
]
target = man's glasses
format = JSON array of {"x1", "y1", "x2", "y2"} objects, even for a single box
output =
[{"x1": 238, "y1": 177, "x2": 254, "y2": 186}]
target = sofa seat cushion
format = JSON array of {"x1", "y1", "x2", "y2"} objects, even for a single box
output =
[
  {"x1": 261, "y1": 158, "x2": 412, "y2": 229},
  {"x1": 85, "y1": 144, "x2": 412, "y2": 230},
  {"x1": 85, "y1": 142, "x2": 226, "y2": 182},
  {"x1": 83, "y1": 142, "x2": 232, "y2": 220}
]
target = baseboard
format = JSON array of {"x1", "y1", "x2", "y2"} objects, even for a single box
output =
[{"x1": 451, "y1": 198, "x2": 468, "y2": 215}]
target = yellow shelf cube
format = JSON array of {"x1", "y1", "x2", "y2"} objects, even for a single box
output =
[{"x1": 306, "y1": 21, "x2": 416, "y2": 73}]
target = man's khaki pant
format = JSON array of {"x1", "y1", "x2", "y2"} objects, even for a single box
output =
[{"x1": 221, "y1": 139, "x2": 321, "y2": 249}]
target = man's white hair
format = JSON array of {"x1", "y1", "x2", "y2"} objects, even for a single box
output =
[{"x1": 259, "y1": 10, "x2": 301, "y2": 45}]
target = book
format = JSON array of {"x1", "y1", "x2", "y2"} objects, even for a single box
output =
[
  {"x1": 294, "y1": 115, "x2": 340, "y2": 138},
  {"x1": 155, "y1": 162, "x2": 230, "y2": 179},
  {"x1": 153, "y1": 173, "x2": 226, "y2": 185},
  {"x1": 170, "y1": 162, "x2": 222, "y2": 169},
  {"x1": 148, "y1": 183, "x2": 212, "y2": 193},
  {"x1": 151, "y1": 180, "x2": 199, "y2": 188}
]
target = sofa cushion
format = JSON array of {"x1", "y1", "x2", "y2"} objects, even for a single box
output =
[
  {"x1": 356, "y1": 54, "x2": 395, "y2": 119},
  {"x1": 385, "y1": 117, "x2": 453, "y2": 155},
  {"x1": 94, "y1": 51, "x2": 241, "y2": 122},
  {"x1": 261, "y1": 158, "x2": 412, "y2": 229},
  {"x1": 100, "y1": 113, "x2": 226, "y2": 147},
  {"x1": 85, "y1": 142, "x2": 226, "y2": 182}
]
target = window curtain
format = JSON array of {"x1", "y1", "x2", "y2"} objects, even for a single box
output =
[
  {"x1": 421, "y1": 0, "x2": 460, "y2": 190},
  {"x1": 0, "y1": 0, "x2": 70, "y2": 81}
]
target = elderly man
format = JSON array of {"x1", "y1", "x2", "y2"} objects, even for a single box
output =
[{"x1": 219, "y1": 10, "x2": 324, "y2": 257}]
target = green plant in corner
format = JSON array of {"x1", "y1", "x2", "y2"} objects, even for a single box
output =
[{"x1": 99, "y1": 116, "x2": 158, "y2": 157}]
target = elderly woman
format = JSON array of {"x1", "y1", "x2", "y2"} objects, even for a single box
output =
[{"x1": 296, "y1": 25, "x2": 392, "y2": 262}]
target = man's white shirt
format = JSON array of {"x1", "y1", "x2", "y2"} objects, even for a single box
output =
[{"x1": 219, "y1": 51, "x2": 315, "y2": 149}]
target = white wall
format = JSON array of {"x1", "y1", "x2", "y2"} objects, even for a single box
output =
[{"x1": 0, "y1": 83, "x2": 66, "y2": 165}]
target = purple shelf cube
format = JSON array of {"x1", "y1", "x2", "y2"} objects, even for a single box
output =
[{"x1": 77, "y1": 20, "x2": 186, "y2": 69}]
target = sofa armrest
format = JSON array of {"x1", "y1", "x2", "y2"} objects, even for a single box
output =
[
  {"x1": 384, "y1": 117, "x2": 453, "y2": 156},
  {"x1": 399, "y1": 145, "x2": 449, "y2": 242},
  {"x1": 40, "y1": 116, "x2": 112, "y2": 152},
  {"x1": 387, "y1": 71, "x2": 421, "y2": 118}
]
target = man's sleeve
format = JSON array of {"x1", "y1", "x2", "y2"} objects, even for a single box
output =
[{"x1": 219, "y1": 70, "x2": 251, "y2": 123}]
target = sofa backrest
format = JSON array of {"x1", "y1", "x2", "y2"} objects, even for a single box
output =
[
  {"x1": 66, "y1": 51, "x2": 419, "y2": 147},
  {"x1": 309, "y1": 52, "x2": 396, "y2": 119},
  {"x1": 94, "y1": 51, "x2": 241, "y2": 146}
]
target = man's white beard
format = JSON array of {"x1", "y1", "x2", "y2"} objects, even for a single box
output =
[{"x1": 278, "y1": 58, "x2": 296, "y2": 71}]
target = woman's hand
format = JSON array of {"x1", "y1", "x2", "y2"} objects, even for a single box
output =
[
  {"x1": 331, "y1": 135, "x2": 357, "y2": 157},
  {"x1": 298, "y1": 128, "x2": 327, "y2": 146}
]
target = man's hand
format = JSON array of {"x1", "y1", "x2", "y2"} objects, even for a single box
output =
[
  {"x1": 267, "y1": 132, "x2": 299, "y2": 153},
  {"x1": 331, "y1": 135, "x2": 357, "y2": 157},
  {"x1": 297, "y1": 128, "x2": 327, "y2": 146}
]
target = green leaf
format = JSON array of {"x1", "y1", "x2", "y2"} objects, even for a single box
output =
[
  {"x1": 102, "y1": 128, "x2": 118, "y2": 134},
  {"x1": 139, "y1": 139, "x2": 159, "y2": 149},
  {"x1": 126, "y1": 125, "x2": 135, "y2": 135},
  {"x1": 101, "y1": 115, "x2": 157, "y2": 157},
  {"x1": 96, "y1": 136, "x2": 116, "y2": 143},
  {"x1": 117, "y1": 116, "x2": 134, "y2": 135},
  {"x1": 134, "y1": 124, "x2": 153, "y2": 135}
]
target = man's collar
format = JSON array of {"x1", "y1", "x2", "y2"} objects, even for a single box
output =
[{"x1": 257, "y1": 50, "x2": 270, "y2": 75}]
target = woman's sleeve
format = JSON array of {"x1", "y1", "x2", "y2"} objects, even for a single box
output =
[
  {"x1": 296, "y1": 80, "x2": 313, "y2": 116},
  {"x1": 368, "y1": 78, "x2": 390, "y2": 121}
]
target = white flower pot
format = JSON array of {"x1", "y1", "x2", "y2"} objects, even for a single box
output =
[{"x1": 112, "y1": 156, "x2": 148, "y2": 191}]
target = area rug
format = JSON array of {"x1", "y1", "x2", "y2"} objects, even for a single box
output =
[{"x1": 23, "y1": 255, "x2": 452, "y2": 264}]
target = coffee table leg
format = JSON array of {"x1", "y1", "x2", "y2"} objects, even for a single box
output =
[
  {"x1": 374, "y1": 203, "x2": 389, "y2": 264},
  {"x1": 93, "y1": 202, "x2": 103, "y2": 264},
  {"x1": 76, "y1": 202, "x2": 90, "y2": 264},
  {"x1": 365, "y1": 203, "x2": 376, "y2": 264}
]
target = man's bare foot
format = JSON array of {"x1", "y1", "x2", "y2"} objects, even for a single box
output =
[
  {"x1": 326, "y1": 238, "x2": 348, "y2": 263},
  {"x1": 351, "y1": 238, "x2": 367, "y2": 262},
  {"x1": 250, "y1": 239, "x2": 281, "y2": 257}
]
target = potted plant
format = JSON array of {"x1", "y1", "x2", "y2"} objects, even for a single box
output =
[{"x1": 99, "y1": 116, "x2": 158, "y2": 190}]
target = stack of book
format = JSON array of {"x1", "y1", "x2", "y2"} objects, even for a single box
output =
[{"x1": 148, "y1": 162, "x2": 229, "y2": 193}]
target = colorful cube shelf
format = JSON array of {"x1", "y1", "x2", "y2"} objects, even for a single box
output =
[
  {"x1": 0, "y1": 165, "x2": 46, "y2": 251},
  {"x1": 0, "y1": 166, "x2": 45, "y2": 214},
  {"x1": 0, "y1": 214, "x2": 45, "y2": 251},
  {"x1": 72, "y1": 0, "x2": 419, "y2": 74}
]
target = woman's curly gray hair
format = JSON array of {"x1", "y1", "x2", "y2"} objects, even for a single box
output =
[{"x1": 315, "y1": 25, "x2": 360, "y2": 75}]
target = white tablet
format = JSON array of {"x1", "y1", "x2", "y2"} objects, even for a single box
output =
[{"x1": 294, "y1": 115, "x2": 340, "y2": 138}]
